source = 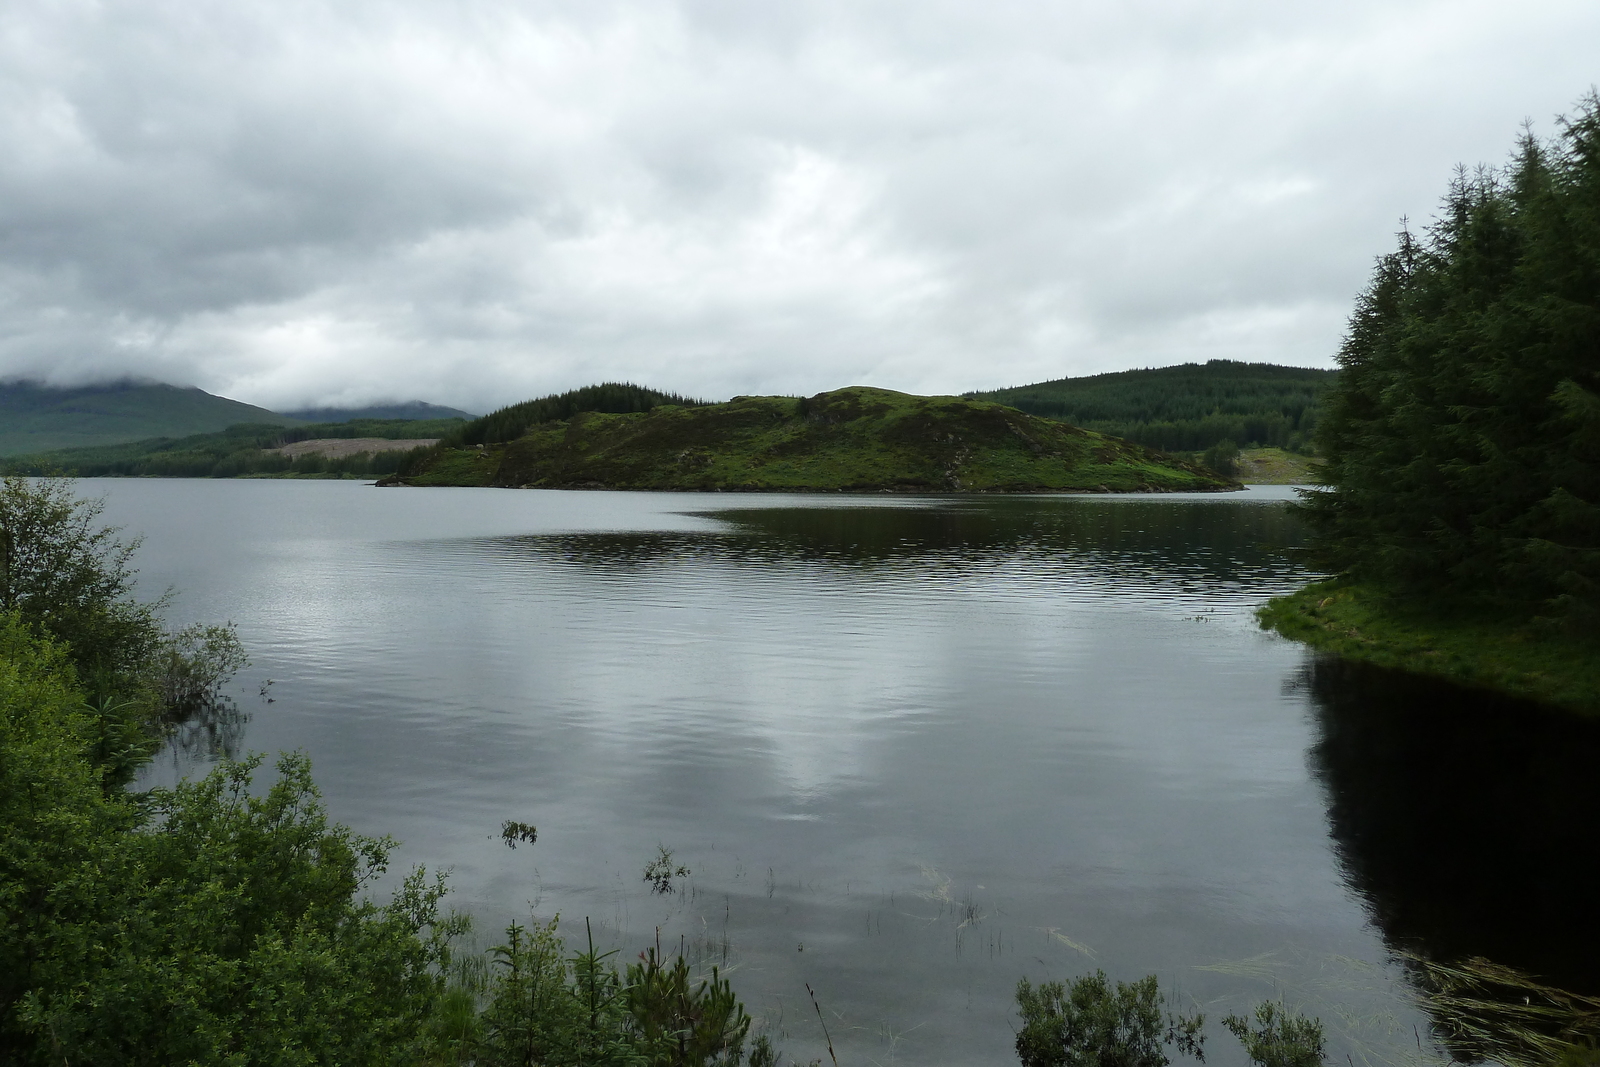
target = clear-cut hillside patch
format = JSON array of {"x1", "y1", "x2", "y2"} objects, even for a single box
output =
[{"x1": 269, "y1": 437, "x2": 439, "y2": 459}]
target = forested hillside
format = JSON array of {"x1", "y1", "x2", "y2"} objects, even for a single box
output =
[
  {"x1": 447, "y1": 382, "x2": 708, "y2": 447},
  {"x1": 968, "y1": 361, "x2": 1335, "y2": 453}
]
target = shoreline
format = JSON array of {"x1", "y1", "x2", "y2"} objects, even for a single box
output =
[{"x1": 1258, "y1": 581, "x2": 1600, "y2": 716}]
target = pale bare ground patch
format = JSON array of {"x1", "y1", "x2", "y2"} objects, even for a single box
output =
[
  {"x1": 1235, "y1": 447, "x2": 1322, "y2": 485},
  {"x1": 268, "y1": 438, "x2": 438, "y2": 459}
]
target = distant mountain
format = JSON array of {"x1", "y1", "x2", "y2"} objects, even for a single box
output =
[
  {"x1": 279, "y1": 401, "x2": 477, "y2": 422},
  {"x1": 0, "y1": 380, "x2": 297, "y2": 456},
  {"x1": 968, "y1": 360, "x2": 1337, "y2": 453}
]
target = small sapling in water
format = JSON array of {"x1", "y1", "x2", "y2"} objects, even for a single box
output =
[{"x1": 643, "y1": 845, "x2": 690, "y2": 893}]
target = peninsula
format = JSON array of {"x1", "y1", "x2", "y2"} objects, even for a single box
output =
[{"x1": 382, "y1": 386, "x2": 1237, "y2": 493}]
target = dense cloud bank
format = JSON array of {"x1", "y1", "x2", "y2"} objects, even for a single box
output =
[{"x1": 1, "y1": 0, "x2": 1596, "y2": 411}]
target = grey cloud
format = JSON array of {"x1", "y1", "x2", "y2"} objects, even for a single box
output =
[{"x1": 0, "y1": 0, "x2": 1596, "y2": 412}]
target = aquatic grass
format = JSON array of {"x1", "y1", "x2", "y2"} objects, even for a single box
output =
[
  {"x1": 1190, "y1": 948, "x2": 1441, "y2": 1067},
  {"x1": 1194, "y1": 952, "x2": 1288, "y2": 984},
  {"x1": 1038, "y1": 928, "x2": 1097, "y2": 959},
  {"x1": 1400, "y1": 954, "x2": 1600, "y2": 1067}
]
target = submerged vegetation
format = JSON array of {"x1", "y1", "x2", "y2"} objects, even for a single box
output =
[
  {"x1": 1014, "y1": 971, "x2": 1328, "y2": 1067},
  {"x1": 1401, "y1": 954, "x2": 1600, "y2": 1067},
  {"x1": 390, "y1": 386, "x2": 1237, "y2": 493},
  {"x1": 1263, "y1": 94, "x2": 1600, "y2": 707},
  {"x1": 969, "y1": 361, "x2": 1335, "y2": 454}
]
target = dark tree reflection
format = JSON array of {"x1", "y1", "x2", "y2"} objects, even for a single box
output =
[
  {"x1": 1304, "y1": 655, "x2": 1600, "y2": 1060},
  {"x1": 163, "y1": 692, "x2": 249, "y2": 764}
]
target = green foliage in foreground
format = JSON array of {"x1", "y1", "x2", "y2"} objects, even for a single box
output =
[
  {"x1": 1258, "y1": 581, "x2": 1600, "y2": 714},
  {"x1": 464, "y1": 918, "x2": 759, "y2": 1067},
  {"x1": 1, "y1": 475, "x2": 162, "y2": 689},
  {"x1": 1015, "y1": 972, "x2": 1206, "y2": 1067},
  {"x1": 1014, "y1": 971, "x2": 1327, "y2": 1067},
  {"x1": 395, "y1": 387, "x2": 1237, "y2": 493},
  {"x1": 5, "y1": 418, "x2": 465, "y2": 479},
  {"x1": 1298, "y1": 94, "x2": 1600, "y2": 622},
  {"x1": 1222, "y1": 1003, "x2": 1327, "y2": 1067},
  {"x1": 1, "y1": 475, "x2": 775, "y2": 1064},
  {"x1": 969, "y1": 361, "x2": 1335, "y2": 454},
  {"x1": 1, "y1": 612, "x2": 775, "y2": 1065},
  {"x1": 0, "y1": 476, "x2": 248, "y2": 776},
  {"x1": 0, "y1": 617, "x2": 454, "y2": 1064}
]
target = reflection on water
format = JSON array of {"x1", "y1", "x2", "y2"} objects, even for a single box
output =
[
  {"x1": 1304, "y1": 656, "x2": 1600, "y2": 1061},
  {"x1": 1306, "y1": 657, "x2": 1600, "y2": 990},
  {"x1": 162, "y1": 692, "x2": 249, "y2": 766},
  {"x1": 83, "y1": 480, "x2": 1581, "y2": 1066}
]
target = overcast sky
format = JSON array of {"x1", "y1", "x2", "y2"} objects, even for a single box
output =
[{"x1": 1, "y1": 0, "x2": 1595, "y2": 413}]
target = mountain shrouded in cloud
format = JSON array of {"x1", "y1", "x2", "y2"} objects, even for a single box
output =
[{"x1": 1, "y1": 0, "x2": 1596, "y2": 412}]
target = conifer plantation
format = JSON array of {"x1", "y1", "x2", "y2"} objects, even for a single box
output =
[
  {"x1": 1264, "y1": 95, "x2": 1600, "y2": 710},
  {"x1": 1303, "y1": 96, "x2": 1599, "y2": 616}
]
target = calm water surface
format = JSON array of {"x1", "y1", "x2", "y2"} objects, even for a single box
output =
[{"x1": 87, "y1": 479, "x2": 1598, "y2": 1067}]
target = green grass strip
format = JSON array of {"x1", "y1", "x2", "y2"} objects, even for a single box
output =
[{"x1": 1258, "y1": 581, "x2": 1600, "y2": 716}]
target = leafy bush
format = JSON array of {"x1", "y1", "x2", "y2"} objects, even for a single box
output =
[
  {"x1": 0, "y1": 476, "x2": 247, "y2": 726},
  {"x1": 1016, "y1": 973, "x2": 1330, "y2": 1067},
  {"x1": 157, "y1": 621, "x2": 250, "y2": 713},
  {"x1": 1015, "y1": 971, "x2": 1204, "y2": 1067},
  {"x1": 0, "y1": 474, "x2": 163, "y2": 690},
  {"x1": 468, "y1": 918, "x2": 755, "y2": 1067},
  {"x1": 1222, "y1": 1003, "x2": 1326, "y2": 1067}
]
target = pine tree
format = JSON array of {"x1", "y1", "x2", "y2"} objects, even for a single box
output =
[{"x1": 1302, "y1": 93, "x2": 1600, "y2": 619}]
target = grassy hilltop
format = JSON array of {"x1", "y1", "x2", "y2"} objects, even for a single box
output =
[{"x1": 388, "y1": 386, "x2": 1237, "y2": 493}]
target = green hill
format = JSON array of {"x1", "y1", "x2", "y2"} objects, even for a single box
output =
[
  {"x1": 387, "y1": 386, "x2": 1236, "y2": 493},
  {"x1": 968, "y1": 360, "x2": 1337, "y2": 453},
  {"x1": 0, "y1": 380, "x2": 297, "y2": 456}
]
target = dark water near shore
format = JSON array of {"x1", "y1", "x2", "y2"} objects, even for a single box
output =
[{"x1": 86, "y1": 479, "x2": 1598, "y2": 1067}]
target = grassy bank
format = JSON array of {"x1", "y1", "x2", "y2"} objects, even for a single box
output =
[{"x1": 1258, "y1": 582, "x2": 1600, "y2": 715}]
